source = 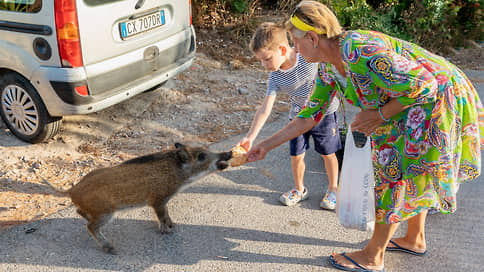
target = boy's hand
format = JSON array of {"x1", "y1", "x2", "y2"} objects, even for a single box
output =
[{"x1": 238, "y1": 137, "x2": 252, "y2": 151}]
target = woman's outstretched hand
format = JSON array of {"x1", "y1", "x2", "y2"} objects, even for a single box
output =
[
  {"x1": 351, "y1": 109, "x2": 385, "y2": 137},
  {"x1": 246, "y1": 144, "x2": 269, "y2": 162}
]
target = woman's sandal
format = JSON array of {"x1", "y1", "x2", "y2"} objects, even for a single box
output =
[
  {"x1": 329, "y1": 253, "x2": 385, "y2": 272},
  {"x1": 385, "y1": 240, "x2": 427, "y2": 256}
]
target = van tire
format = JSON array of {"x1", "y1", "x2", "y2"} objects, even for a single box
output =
[{"x1": 0, "y1": 73, "x2": 62, "y2": 143}]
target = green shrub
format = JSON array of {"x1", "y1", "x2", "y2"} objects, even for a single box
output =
[
  {"x1": 330, "y1": 0, "x2": 483, "y2": 50},
  {"x1": 328, "y1": 0, "x2": 412, "y2": 41},
  {"x1": 230, "y1": 0, "x2": 249, "y2": 13}
]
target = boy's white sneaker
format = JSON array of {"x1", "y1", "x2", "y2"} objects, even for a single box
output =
[
  {"x1": 320, "y1": 191, "x2": 337, "y2": 210},
  {"x1": 280, "y1": 187, "x2": 308, "y2": 206}
]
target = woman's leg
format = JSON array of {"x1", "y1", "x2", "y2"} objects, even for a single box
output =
[
  {"x1": 332, "y1": 222, "x2": 400, "y2": 270},
  {"x1": 388, "y1": 210, "x2": 428, "y2": 252},
  {"x1": 332, "y1": 210, "x2": 428, "y2": 269}
]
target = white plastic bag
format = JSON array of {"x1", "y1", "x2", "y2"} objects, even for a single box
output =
[{"x1": 336, "y1": 126, "x2": 375, "y2": 232}]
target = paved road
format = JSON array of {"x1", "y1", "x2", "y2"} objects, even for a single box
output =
[{"x1": 1, "y1": 70, "x2": 483, "y2": 271}]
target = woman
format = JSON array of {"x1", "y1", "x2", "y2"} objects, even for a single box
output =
[{"x1": 246, "y1": 1, "x2": 484, "y2": 271}]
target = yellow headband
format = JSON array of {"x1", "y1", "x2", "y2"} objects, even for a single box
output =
[{"x1": 290, "y1": 14, "x2": 326, "y2": 35}]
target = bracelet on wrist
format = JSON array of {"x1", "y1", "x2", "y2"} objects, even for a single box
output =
[{"x1": 378, "y1": 107, "x2": 390, "y2": 122}]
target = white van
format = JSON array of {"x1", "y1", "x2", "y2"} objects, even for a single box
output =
[{"x1": 0, "y1": 0, "x2": 196, "y2": 143}]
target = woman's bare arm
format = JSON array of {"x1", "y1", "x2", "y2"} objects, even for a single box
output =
[
  {"x1": 351, "y1": 98, "x2": 411, "y2": 136},
  {"x1": 247, "y1": 117, "x2": 318, "y2": 162}
]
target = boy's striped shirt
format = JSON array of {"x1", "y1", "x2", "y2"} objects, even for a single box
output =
[{"x1": 267, "y1": 53, "x2": 339, "y2": 120}]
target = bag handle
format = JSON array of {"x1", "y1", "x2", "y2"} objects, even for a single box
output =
[
  {"x1": 346, "y1": 125, "x2": 371, "y2": 150},
  {"x1": 337, "y1": 90, "x2": 347, "y2": 134}
]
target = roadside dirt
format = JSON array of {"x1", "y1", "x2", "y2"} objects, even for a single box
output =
[
  {"x1": 0, "y1": 44, "x2": 290, "y2": 231},
  {"x1": 0, "y1": 26, "x2": 482, "y2": 231}
]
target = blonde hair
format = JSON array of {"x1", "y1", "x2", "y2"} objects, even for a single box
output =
[
  {"x1": 249, "y1": 22, "x2": 289, "y2": 53},
  {"x1": 285, "y1": 0, "x2": 342, "y2": 39}
]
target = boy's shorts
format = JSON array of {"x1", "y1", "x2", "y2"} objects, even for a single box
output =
[{"x1": 289, "y1": 112, "x2": 342, "y2": 156}]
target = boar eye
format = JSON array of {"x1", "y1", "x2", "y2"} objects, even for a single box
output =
[{"x1": 198, "y1": 153, "x2": 206, "y2": 161}]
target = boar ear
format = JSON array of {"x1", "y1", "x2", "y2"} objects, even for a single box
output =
[
  {"x1": 176, "y1": 146, "x2": 190, "y2": 163},
  {"x1": 174, "y1": 142, "x2": 184, "y2": 149}
]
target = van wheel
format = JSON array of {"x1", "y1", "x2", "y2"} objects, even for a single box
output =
[{"x1": 0, "y1": 73, "x2": 62, "y2": 143}]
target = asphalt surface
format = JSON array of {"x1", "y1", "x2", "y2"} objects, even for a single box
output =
[{"x1": 1, "y1": 69, "x2": 483, "y2": 272}]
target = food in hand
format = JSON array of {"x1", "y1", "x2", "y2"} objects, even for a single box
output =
[{"x1": 229, "y1": 145, "x2": 248, "y2": 167}]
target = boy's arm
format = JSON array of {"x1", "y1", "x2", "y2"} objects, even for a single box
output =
[{"x1": 239, "y1": 95, "x2": 276, "y2": 150}]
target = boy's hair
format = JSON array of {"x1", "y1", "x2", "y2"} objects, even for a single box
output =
[
  {"x1": 249, "y1": 22, "x2": 289, "y2": 53},
  {"x1": 285, "y1": 0, "x2": 342, "y2": 39}
]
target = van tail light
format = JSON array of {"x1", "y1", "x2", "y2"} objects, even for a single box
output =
[
  {"x1": 54, "y1": 0, "x2": 83, "y2": 68},
  {"x1": 75, "y1": 85, "x2": 89, "y2": 96},
  {"x1": 189, "y1": 0, "x2": 192, "y2": 25}
]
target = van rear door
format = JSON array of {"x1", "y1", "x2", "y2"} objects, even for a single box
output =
[{"x1": 76, "y1": 0, "x2": 191, "y2": 65}]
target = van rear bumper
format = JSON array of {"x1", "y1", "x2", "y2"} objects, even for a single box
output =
[
  {"x1": 31, "y1": 26, "x2": 196, "y2": 116},
  {"x1": 36, "y1": 54, "x2": 194, "y2": 116}
]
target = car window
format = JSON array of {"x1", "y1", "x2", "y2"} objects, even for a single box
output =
[{"x1": 0, "y1": 0, "x2": 42, "y2": 13}]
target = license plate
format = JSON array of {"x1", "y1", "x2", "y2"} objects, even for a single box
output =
[{"x1": 120, "y1": 10, "x2": 165, "y2": 40}]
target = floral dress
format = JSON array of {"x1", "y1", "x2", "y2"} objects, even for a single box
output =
[{"x1": 298, "y1": 30, "x2": 484, "y2": 224}]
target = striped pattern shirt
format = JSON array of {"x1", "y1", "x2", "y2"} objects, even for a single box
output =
[{"x1": 267, "y1": 53, "x2": 339, "y2": 120}]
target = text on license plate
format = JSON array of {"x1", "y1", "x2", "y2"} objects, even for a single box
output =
[{"x1": 120, "y1": 10, "x2": 165, "y2": 39}]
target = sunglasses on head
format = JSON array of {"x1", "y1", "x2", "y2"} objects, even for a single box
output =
[{"x1": 291, "y1": 5, "x2": 314, "y2": 25}]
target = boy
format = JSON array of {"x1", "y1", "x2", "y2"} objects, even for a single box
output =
[{"x1": 237, "y1": 22, "x2": 341, "y2": 209}]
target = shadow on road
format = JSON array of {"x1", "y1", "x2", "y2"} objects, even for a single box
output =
[{"x1": 0, "y1": 216, "x2": 365, "y2": 270}]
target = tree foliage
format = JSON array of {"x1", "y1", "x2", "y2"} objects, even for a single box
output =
[{"x1": 192, "y1": 0, "x2": 483, "y2": 51}]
